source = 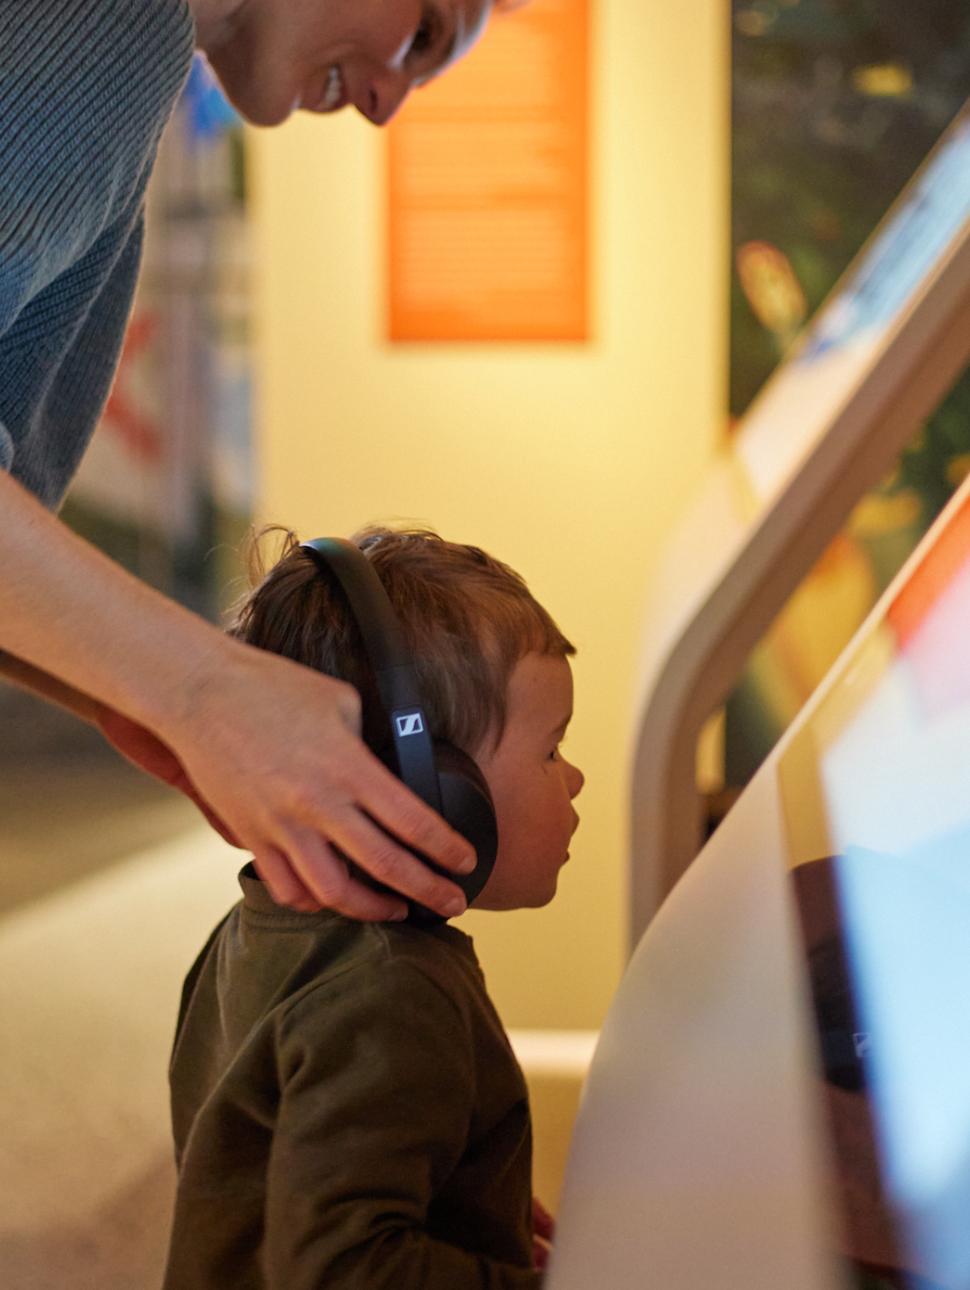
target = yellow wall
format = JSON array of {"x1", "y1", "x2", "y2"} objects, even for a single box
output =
[{"x1": 248, "y1": 0, "x2": 729, "y2": 1031}]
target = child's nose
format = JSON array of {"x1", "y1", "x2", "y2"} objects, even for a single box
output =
[{"x1": 566, "y1": 761, "x2": 585, "y2": 799}]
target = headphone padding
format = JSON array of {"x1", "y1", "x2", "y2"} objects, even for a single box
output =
[{"x1": 406, "y1": 742, "x2": 498, "y2": 926}]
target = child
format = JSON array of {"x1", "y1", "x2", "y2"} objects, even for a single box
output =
[{"x1": 163, "y1": 526, "x2": 584, "y2": 1290}]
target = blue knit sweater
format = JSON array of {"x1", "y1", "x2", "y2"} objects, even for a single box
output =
[{"x1": 0, "y1": 0, "x2": 195, "y2": 509}]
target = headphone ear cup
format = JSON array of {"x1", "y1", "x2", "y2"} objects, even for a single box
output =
[{"x1": 406, "y1": 742, "x2": 498, "y2": 926}]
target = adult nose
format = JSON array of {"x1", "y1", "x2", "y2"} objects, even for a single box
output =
[{"x1": 361, "y1": 68, "x2": 414, "y2": 125}]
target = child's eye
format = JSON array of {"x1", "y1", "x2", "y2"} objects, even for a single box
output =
[{"x1": 547, "y1": 745, "x2": 561, "y2": 762}]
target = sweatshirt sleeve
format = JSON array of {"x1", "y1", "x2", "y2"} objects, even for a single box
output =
[{"x1": 263, "y1": 962, "x2": 542, "y2": 1290}]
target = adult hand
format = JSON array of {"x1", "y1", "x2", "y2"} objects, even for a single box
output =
[
  {"x1": 96, "y1": 707, "x2": 243, "y2": 848},
  {"x1": 157, "y1": 636, "x2": 476, "y2": 920},
  {"x1": 532, "y1": 1196, "x2": 556, "y2": 1270}
]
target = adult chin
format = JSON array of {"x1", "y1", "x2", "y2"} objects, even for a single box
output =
[
  {"x1": 217, "y1": 79, "x2": 297, "y2": 126},
  {"x1": 233, "y1": 97, "x2": 298, "y2": 127},
  {"x1": 204, "y1": 53, "x2": 297, "y2": 127}
]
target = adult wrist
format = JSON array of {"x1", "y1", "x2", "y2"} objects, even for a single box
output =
[{"x1": 130, "y1": 612, "x2": 240, "y2": 742}]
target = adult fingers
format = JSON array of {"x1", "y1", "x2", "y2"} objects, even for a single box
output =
[
  {"x1": 532, "y1": 1196, "x2": 556, "y2": 1240},
  {"x1": 251, "y1": 845, "x2": 322, "y2": 911},
  {"x1": 351, "y1": 746, "x2": 477, "y2": 875},
  {"x1": 532, "y1": 1196, "x2": 555, "y2": 1271},
  {"x1": 532, "y1": 1237, "x2": 552, "y2": 1271},
  {"x1": 258, "y1": 833, "x2": 411, "y2": 923},
  {"x1": 315, "y1": 800, "x2": 469, "y2": 919}
]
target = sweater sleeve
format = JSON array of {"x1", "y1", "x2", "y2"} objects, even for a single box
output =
[
  {"x1": 0, "y1": 414, "x2": 12, "y2": 474},
  {"x1": 0, "y1": 0, "x2": 192, "y2": 500},
  {"x1": 263, "y1": 962, "x2": 542, "y2": 1290},
  {"x1": 0, "y1": 0, "x2": 193, "y2": 329}
]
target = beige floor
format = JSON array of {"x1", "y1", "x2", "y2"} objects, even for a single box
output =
[
  {"x1": 0, "y1": 684, "x2": 237, "y2": 1286},
  {"x1": 1, "y1": 818, "x2": 240, "y2": 1290},
  {"x1": 0, "y1": 756, "x2": 201, "y2": 917}
]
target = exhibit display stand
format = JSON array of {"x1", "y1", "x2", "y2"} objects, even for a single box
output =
[
  {"x1": 554, "y1": 430, "x2": 970, "y2": 1290},
  {"x1": 551, "y1": 100, "x2": 970, "y2": 1290},
  {"x1": 629, "y1": 102, "x2": 970, "y2": 941}
]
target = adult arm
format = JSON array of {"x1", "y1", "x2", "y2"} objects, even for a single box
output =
[
  {"x1": 0, "y1": 471, "x2": 474, "y2": 917},
  {"x1": 0, "y1": 649, "x2": 243, "y2": 844}
]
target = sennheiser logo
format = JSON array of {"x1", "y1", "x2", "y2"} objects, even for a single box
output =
[{"x1": 395, "y1": 712, "x2": 425, "y2": 737}]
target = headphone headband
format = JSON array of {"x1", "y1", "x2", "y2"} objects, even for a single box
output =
[
  {"x1": 300, "y1": 538, "x2": 442, "y2": 813},
  {"x1": 301, "y1": 538, "x2": 410, "y2": 676},
  {"x1": 298, "y1": 535, "x2": 498, "y2": 925}
]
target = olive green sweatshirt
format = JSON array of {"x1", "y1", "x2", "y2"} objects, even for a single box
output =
[{"x1": 164, "y1": 865, "x2": 541, "y2": 1290}]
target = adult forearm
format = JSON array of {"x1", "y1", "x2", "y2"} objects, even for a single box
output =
[
  {"x1": 0, "y1": 647, "x2": 103, "y2": 723},
  {"x1": 0, "y1": 471, "x2": 224, "y2": 734}
]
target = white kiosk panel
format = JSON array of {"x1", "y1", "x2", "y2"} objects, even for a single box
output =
[{"x1": 554, "y1": 475, "x2": 970, "y2": 1290}]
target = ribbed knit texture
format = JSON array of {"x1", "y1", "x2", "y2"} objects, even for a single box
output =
[{"x1": 0, "y1": 0, "x2": 195, "y2": 508}]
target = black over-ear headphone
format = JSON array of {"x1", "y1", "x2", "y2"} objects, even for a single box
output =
[{"x1": 300, "y1": 537, "x2": 498, "y2": 925}]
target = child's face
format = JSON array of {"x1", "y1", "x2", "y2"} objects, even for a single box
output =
[{"x1": 472, "y1": 653, "x2": 584, "y2": 910}]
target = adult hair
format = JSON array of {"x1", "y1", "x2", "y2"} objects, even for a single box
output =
[{"x1": 228, "y1": 525, "x2": 574, "y2": 756}]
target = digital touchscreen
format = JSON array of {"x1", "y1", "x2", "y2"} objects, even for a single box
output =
[{"x1": 779, "y1": 484, "x2": 970, "y2": 1289}]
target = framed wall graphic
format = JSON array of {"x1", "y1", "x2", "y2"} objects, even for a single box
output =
[{"x1": 386, "y1": 0, "x2": 590, "y2": 342}]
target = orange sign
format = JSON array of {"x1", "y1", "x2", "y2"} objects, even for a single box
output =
[{"x1": 387, "y1": 0, "x2": 590, "y2": 342}]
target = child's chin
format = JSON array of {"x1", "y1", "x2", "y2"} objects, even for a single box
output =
[
  {"x1": 523, "y1": 881, "x2": 559, "y2": 910},
  {"x1": 472, "y1": 882, "x2": 558, "y2": 912}
]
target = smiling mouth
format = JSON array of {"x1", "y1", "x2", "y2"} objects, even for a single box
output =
[{"x1": 307, "y1": 64, "x2": 344, "y2": 113}]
